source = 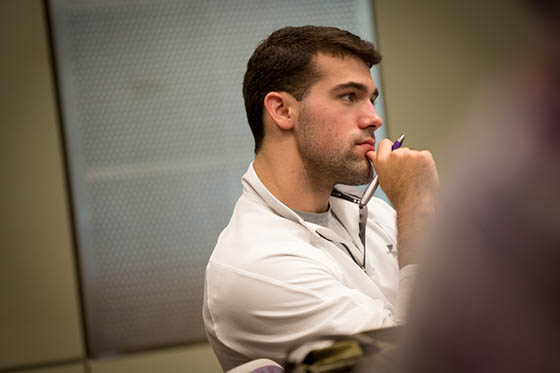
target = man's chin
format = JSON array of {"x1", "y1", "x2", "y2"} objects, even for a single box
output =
[
  {"x1": 357, "y1": 159, "x2": 374, "y2": 184},
  {"x1": 338, "y1": 167, "x2": 372, "y2": 186}
]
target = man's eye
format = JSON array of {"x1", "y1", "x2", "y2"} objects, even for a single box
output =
[{"x1": 341, "y1": 93, "x2": 356, "y2": 102}]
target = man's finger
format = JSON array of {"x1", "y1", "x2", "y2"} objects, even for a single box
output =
[{"x1": 375, "y1": 138, "x2": 394, "y2": 162}]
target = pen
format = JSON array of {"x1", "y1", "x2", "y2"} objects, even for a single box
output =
[{"x1": 359, "y1": 133, "x2": 406, "y2": 207}]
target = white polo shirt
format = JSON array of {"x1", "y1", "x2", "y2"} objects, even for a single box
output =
[{"x1": 203, "y1": 163, "x2": 416, "y2": 370}]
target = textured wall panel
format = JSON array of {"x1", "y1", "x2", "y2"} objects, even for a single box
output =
[{"x1": 48, "y1": 0, "x2": 383, "y2": 357}]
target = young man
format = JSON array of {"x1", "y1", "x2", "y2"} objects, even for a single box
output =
[{"x1": 203, "y1": 26, "x2": 439, "y2": 370}]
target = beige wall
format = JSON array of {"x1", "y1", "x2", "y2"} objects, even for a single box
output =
[
  {"x1": 373, "y1": 0, "x2": 530, "y2": 168},
  {"x1": 89, "y1": 344, "x2": 220, "y2": 373},
  {"x1": 0, "y1": 0, "x2": 529, "y2": 371},
  {"x1": 0, "y1": 0, "x2": 85, "y2": 369}
]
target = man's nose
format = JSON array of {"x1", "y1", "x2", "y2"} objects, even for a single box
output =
[{"x1": 358, "y1": 101, "x2": 383, "y2": 130}]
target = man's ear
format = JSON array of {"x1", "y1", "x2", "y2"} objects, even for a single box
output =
[{"x1": 263, "y1": 91, "x2": 298, "y2": 131}]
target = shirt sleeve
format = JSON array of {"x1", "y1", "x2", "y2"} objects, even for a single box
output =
[{"x1": 205, "y1": 258, "x2": 395, "y2": 364}]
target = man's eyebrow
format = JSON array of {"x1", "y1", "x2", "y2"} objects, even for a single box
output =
[{"x1": 331, "y1": 82, "x2": 379, "y2": 98}]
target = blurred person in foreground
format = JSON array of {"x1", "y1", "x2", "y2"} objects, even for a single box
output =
[
  {"x1": 203, "y1": 25, "x2": 439, "y2": 370},
  {"x1": 394, "y1": 2, "x2": 560, "y2": 372}
]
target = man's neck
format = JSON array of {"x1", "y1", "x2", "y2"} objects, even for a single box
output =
[{"x1": 253, "y1": 151, "x2": 333, "y2": 213}]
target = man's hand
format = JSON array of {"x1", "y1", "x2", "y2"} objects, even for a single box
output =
[
  {"x1": 368, "y1": 139, "x2": 440, "y2": 268},
  {"x1": 371, "y1": 139, "x2": 439, "y2": 211}
]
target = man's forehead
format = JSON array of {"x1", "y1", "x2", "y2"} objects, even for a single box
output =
[{"x1": 311, "y1": 53, "x2": 376, "y2": 92}]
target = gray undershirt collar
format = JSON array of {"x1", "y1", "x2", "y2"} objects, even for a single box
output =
[
  {"x1": 292, "y1": 205, "x2": 353, "y2": 246},
  {"x1": 292, "y1": 206, "x2": 330, "y2": 228}
]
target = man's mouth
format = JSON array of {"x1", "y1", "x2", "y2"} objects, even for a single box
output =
[{"x1": 357, "y1": 138, "x2": 376, "y2": 152}]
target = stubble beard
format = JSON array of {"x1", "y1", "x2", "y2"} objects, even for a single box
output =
[{"x1": 296, "y1": 108, "x2": 372, "y2": 187}]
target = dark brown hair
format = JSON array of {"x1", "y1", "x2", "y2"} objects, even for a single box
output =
[{"x1": 242, "y1": 25, "x2": 382, "y2": 153}]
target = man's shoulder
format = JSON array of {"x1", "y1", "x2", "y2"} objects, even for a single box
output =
[
  {"x1": 212, "y1": 193, "x2": 314, "y2": 260},
  {"x1": 207, "y1": 196, "x2": 337, "y2": 293},
  {"x1": 227, "y1": 192, "x2": 303, "y2": 235}
]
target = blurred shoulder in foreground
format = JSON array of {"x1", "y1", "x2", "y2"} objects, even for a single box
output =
[{"x1": 398, "y1": 2, "x2": 560, "y2": 372}]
